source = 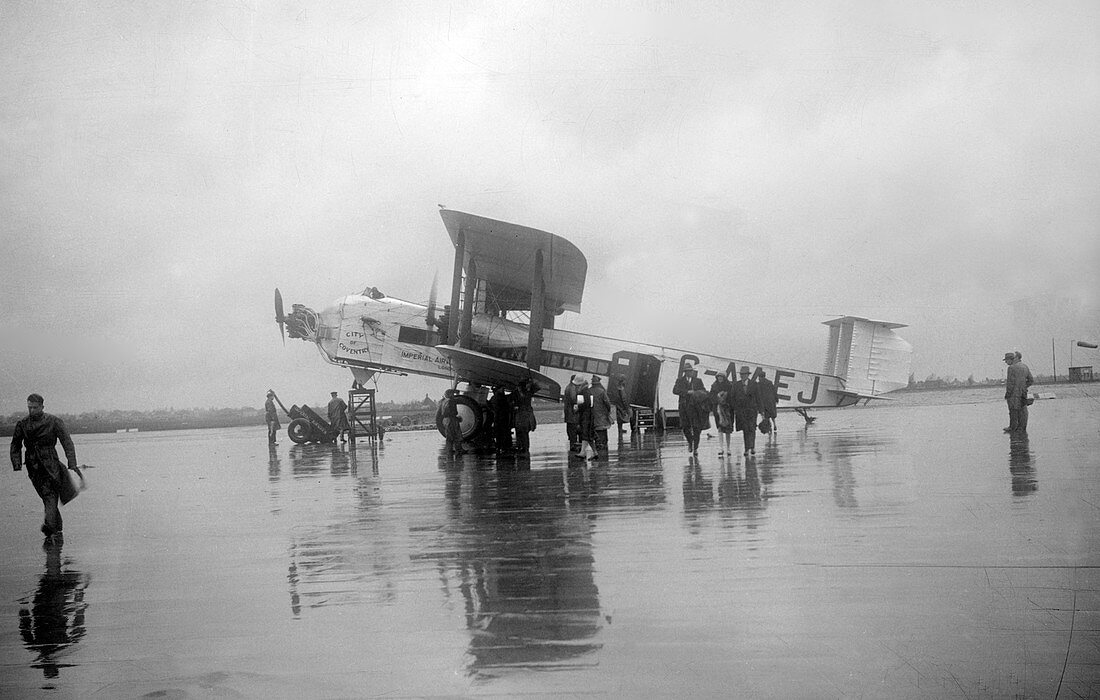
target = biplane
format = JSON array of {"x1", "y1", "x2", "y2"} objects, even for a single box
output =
[{"x1": 275, "y1": 209, "x2": 912, "y2": 439}]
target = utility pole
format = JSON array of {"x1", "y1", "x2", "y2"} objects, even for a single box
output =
[{"x1": 1052, "y1": 337, "x2": 1057, "y2": 382}]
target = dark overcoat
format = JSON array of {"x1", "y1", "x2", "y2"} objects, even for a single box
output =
[
  {"x1": 754, "y1": 377, "x2": 778, "y2": 418},
  {"x1": 10, "y1": 413, "x2": 78, "y2": 502},
  {"x1": 728, "y1": 379, "x2": 760, "y2": 432},
  {"x1": 674, "y1": 376, "x2": 710, "y2": 431}
]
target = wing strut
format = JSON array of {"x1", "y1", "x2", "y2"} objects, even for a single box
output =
[
  {"x1": 447, "y1": 228, "x2": 465, "y2": 346},
  {"x1": 459, "y1": 258, "x2": 477, "y2": 349},
  {"x1": 527, "y1": 247, "x2": 545, "y2": 370}
]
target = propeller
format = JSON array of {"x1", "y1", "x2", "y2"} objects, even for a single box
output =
[
  {"x1": 275, "y1": 288, "x2": 285, "y2": 345},
  {"x1": 425, "y1": 271, "x2": 439, "y2": 329}
]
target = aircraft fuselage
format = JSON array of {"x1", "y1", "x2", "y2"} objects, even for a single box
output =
[{"x1": 294, "y1": 292, "x2": 884, "y2": 413}]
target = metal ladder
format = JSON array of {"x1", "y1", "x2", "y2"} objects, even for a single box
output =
[{"x1": 348, "y1": 388, "x2": 378, "y2": 444}]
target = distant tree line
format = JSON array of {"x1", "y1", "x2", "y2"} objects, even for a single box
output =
[
  {"x1": 7, "y1": 375, "x2": 1087, "y2": 436},
  {"x1": 903, "y1": 371, "x2": 1067, "y2": 391},
  {"x1": 0, "y1": 395, "x2": 445, "y2": 436}
]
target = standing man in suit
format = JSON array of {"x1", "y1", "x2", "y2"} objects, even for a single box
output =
[
  {"x1": 1004, "y1": 351, "x2": 1034, "y2": 433},
  {"x1": 265, "y1": 390, "x2": 281, "y2": 444}
]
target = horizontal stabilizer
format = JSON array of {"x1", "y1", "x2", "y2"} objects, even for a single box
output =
[{"x1": 834, "y1": 390, "x2": 896, "y2": 402}]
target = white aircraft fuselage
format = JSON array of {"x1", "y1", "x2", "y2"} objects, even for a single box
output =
[{"x1": 287, "y1": 291, "x2": 911, "y2": 416}]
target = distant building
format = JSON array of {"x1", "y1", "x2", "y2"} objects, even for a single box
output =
[{"x1": 1068, "y1": 366, "x2": 1094, "y2": 382}]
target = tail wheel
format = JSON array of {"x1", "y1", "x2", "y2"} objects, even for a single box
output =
[
  {"x1": 287, "y1": 418, "x2": 313, "y2": 444},
  {"x1": 435, "y1": 394, "x2": 484, "y2": 440}
]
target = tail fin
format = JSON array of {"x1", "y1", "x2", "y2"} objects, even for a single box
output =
[{"x1": 823, "y1": 316, "x2": 912, "y2": 397}]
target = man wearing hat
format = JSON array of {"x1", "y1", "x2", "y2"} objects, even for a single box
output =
[
  {"x1": 563, "y1": 375, "x2": 583, "y2": 455},
  {"x1": 438, "y1": 389, "x2": 466, "y2": 455},
  {"x1": 265, "y1": 390, "x2": 280, "y2": 444},
  {"x1": 327, "y1": 391, "x2": 350, "y2": 443},
  {"x1": 673, "y1": 362, "x2": 708, "y2": 455},
  {"x1": 729, "y1": 366, "x2": 761, "y2": 456},
  {"x1": 588, "y1": 375, "x2": 613, "y2": 459},
  {"x1": 1003, "y1": 351, "x2": 1034, "y2": 433}
]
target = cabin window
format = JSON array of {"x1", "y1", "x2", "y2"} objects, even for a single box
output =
[
  {"x1": 397, "y1": 326, "x2": 430, "y2": 346},
  {"x1": 595, "y1": 360, "x2": 609, "y2": 375},
  {"x1": 548, "y1": 352, "x2": 562, "y2": 368},
  {"x1": 585, "y1": 358, "x2": 601, "y2": 373}
]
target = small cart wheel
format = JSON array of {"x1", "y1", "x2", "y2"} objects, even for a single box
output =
[{"x1": 287, "y1": 418, "x2": 312, "y2": 444}]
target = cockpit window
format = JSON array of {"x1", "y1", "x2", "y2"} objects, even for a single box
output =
[{"x1": 361, "y1": 286, "x2": 385, "y2": 299}]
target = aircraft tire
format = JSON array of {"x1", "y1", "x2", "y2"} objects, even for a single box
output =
[
  {"x1": 436, "y1": 395, "x2": 483, "y2": 440},
  {"x1": 287, "y1": 418, "x2": 313, "y2": 444}
]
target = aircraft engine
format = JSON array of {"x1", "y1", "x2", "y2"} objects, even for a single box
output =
[{"x1": 284, "y1": 304, "x2": 319, "y2": 341}]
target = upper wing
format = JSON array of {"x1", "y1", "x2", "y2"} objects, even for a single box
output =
[
  {"x1": 439, "y1": 209, "x2": 587, "y2": 315},
  {"x1": 436, "y1": 345, "x2": 561, "y2": 401}
]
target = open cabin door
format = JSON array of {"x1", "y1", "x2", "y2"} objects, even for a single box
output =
[{"x1": 609, "y1": 351, "x2": 662, "y2": 410}]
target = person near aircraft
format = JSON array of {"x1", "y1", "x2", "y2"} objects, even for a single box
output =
[
  {"x1": 710, "y1": 372, "x2": 734, "y2": 456},
  {"x1": 513, "y1": 380, "x2": 538, "y2": 454},
  {"x1": 9, "y1": 394, "x2": 79, "y2": 539},
  {"x1": 730, "y1": 366, "x2": 760, "y2": 456},
  {"x1": 1004, "y1": 351, "x2": 1034, "y2": 433},
  {"x1": 588, "y1": 375, "x2": 613, "y2": 459},
  {"x1": 327, "y1": 391, "x2": 349, "y2": 443},
  {"x1": 673, "y1": 363, "x2": 709, "y2": 455},
  {"x1": 609, "y1": 376, "x2": 634, "y2": 434},
  {"x1": 563, "y1": 375, "x2": 582, "y2": 455},
  {"x1": 265, "y1": 390, "x2": 280, "y2": 444},
  {"x1": 439, "y1": 390, "x2": 466, "y2": 455},
  {"x1": 489, "y1": 386, "x2": 514, "y2": 454},
  {"x1": 753, "y1": 368, "x2": 779, "y2": 439},
  {"x1": 575, "y1": 377, "x2": 598, "y2": 460}
]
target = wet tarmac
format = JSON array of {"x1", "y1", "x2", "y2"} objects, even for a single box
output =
[{"x1": 2, "y1": 384, "x2": 1099, "y2": 698}]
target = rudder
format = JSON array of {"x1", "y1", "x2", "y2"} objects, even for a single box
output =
[{"x1": 823, "y1": 316, "x2": 912, "y2": 397}]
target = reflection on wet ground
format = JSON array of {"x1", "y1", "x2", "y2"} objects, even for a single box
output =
[
  {"x1": 18, "y1": 538, "x2": 88, "y2": 684},
  {"x1": 1, "y1": 384, "x2": 1098, "y2": 697}
]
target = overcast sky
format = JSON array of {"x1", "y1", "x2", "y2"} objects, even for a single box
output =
[{"x1": 2, "y1": 1, "x2": 1098, "y2": 415}]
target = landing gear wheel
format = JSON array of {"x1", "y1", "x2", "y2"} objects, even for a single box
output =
[
  {"x1": 436, "y1": 394, "x2": 484, "y2": 440},
  {"x1": 287, "y1": 418, "x2": 313, "y2": 444}
]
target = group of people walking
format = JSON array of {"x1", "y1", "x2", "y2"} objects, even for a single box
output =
[
  {"x1": 439, "y1": 368, "x2": 778, "y2": 461},
  {"x1": 674, "y1": 364, "x2": 778, "y2": 458},
  {"x1": 563, "y1": 374, "x2": 624, "y2": 460}
]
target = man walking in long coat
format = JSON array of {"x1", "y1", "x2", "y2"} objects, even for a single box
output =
[
  {"x1": 752, "y1": 368, "x2": 778, "y2": 438},
  {"x1": 730, "y1": 366, "x2": 760, "y2": 456},
  {"x1": 10, "y1": 394, "x2": 79, "y2": 538}
]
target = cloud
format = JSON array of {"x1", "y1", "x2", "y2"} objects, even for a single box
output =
[{"x1": 2, "y1": 1, "x2": 1097, "y2": 411}]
